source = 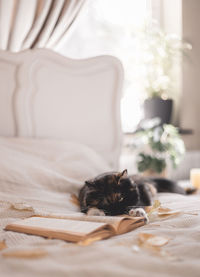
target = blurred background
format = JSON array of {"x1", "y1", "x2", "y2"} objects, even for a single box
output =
[
  {"x1": 1, "y1": 0, "x2": 199, "y2": 179},
  {"x1": 56, "y1": 0, "x2": 200, "y2": 179}
]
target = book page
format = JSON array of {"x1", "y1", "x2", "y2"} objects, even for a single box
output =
[
  {"x1": 117, "y1": 218, "x2": 145, "y2": 234},
  {"x1": 6, "y1": 217, "x2": 108, "y2": 237},
  {"x1": 36, "y1": 212, "x2": 125, "y2": 230}
]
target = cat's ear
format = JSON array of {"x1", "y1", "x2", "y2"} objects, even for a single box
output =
[
  {"x1": 117, "y1": 169, "x2": 128, "y2": 179},
  {"x1": 85, "y1": 180, "x2": 93, "y2": 186}
]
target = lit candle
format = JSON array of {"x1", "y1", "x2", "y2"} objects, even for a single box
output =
[{"x1": 190, "y1": 169, "x2": 200, "y2": 189}]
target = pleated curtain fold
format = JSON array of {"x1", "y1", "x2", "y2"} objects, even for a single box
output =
[{"x1": 0, "y1": 0, "x2": 85, "y2": 52}]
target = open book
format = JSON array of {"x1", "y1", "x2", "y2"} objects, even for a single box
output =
[{"x1": 5, "y1": 213, "x2": 145, "y2": 243}]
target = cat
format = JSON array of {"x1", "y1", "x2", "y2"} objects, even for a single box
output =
[{"x1": 78, "y1": 169, "x2": 196, "y2": 223}]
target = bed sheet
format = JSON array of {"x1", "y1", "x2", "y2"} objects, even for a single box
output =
[{"x1": 0, "y1": 137, "x2": 200, "y2": 277}]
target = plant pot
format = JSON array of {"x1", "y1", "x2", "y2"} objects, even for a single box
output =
[{"x1": 144, "y1": 97, "x2": 173, "y2": 124}]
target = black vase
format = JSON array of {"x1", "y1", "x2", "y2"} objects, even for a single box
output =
[{"x1": 144, "y1": 97, "x2": 173, "y2": 124}]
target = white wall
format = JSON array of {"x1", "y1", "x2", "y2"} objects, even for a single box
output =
[
  {"x1": 152, "y1": 0, "x2": 200, "y2": 150},
  {"x1": 152, "y1": 0, "x2": 182, "y2": 126},
  {"x1": 181, "y1": 0, "x2": 200, "y2": 150}
]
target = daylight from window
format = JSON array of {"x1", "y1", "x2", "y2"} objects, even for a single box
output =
[{"x1": 60, "y1": 0, "x2": 151, "y2": 132}]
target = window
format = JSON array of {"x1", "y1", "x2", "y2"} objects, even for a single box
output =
[{"x1": 59, "y1": 0, "x2": 152, "y2": 132}]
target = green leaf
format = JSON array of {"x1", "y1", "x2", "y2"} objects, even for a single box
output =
[
  {"x1": 137, "y1": 153, "x2": 166, "y2": 173},
  {"x1": 134, "y1": 122, "x2": 185, "y2": 171}
]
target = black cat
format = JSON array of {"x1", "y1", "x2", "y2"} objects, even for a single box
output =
[{"x1": 78, "y1": 169, "x2": 195, "y2": 222}]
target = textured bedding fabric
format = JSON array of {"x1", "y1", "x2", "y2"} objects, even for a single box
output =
[{"x1": 0, "y1": 137, "x2": 200, "y2": 277}]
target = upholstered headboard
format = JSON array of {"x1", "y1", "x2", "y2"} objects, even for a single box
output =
[{"x1": 0, "y1": 49, "x2": 123, "y2": 169}]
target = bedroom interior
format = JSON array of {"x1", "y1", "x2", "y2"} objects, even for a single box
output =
[{"x1": 0, "y1": 0, "x2": 200, "y2": 276}]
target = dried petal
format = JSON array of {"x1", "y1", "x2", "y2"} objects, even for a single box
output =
[
  {"x1": 10, "y1": 203, "x2": 34, "y2": 212},
  {"x1": 3, "y1": 248, "x2": 48, "y2": 259},
  {"x1": 70, "y1": 194, "x2": 80, "y2": 207},
  {"x1": 138, "y1": 233, "x2": 154, "y2": 243},
  {"x1": 147, "y1": 236, "x2": 169, "y2": 246},
  {"x1": 147, "y1": 200, "x2": 161, "y2": 216},
  {"x1": 0, "y1": 240, "x2": 7, "y2": 250},
  {"x1": 138, "y1": 233, "x2": 169, "y2": 247},
  {"x1": 77, "y1": 236, "x2": 101, "y2": 246},
  {"x1": 144, "y1": 206, "x2": 152, "y2": 213},
  {"x1": 158, "y1": 207, "x2": 171, "y2": 213},
  {"x1": 158, "y1": 207, "x2": 181, "y2": 217}
]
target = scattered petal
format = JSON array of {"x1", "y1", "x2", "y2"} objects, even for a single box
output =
[
  {"x1": 147, "y1": 236, "x2": 169, "y2": 247},
  {"x1": 137, "y1": 233, "x2": 171, "y2": 257},
  {"x1": 144, "y1": 206, "x2": 152, "y2": 213},
  {"x1": 70, "y1": 194, "x2": 80, "y2": 207},
  {"x1": 158, "y1": 207, "x2": 172, "y2": 213},
  {"x1": 147, "y1": 200, "x2": 161, "y2": 216},
  {"x1": 158, "y1": 207, "x2": 181, "y2": 217},
  {"x1": 0, "y1": 240, "x2": 7, "y2": 251},
  {"x1": 77, "y1": 236, "x2": 101, "y2": 246},
  {"x1": 3, "y1": 248, "x2": 48, "y2": 259},
  {"x1": 138, "y1": 233, "x2": 170, "y2": 247},
  {"x1": 10, "y1": 203, "x2": 35, "y2": 212},
  {"x1": 138, "y1": 233, "x2": 153, "y2": 243}
]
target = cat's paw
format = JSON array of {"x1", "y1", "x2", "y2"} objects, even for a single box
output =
[
  {"x1": 87, "y1": 208, "x2": 105, "y2": 216},
  {"x1": 129, "y1": 208, "x2": 149, "y2": 224}
]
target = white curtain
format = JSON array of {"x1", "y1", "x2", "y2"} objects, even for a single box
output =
[{"x1": 0, "y1": 0, "x2": 86, "y2": 52}]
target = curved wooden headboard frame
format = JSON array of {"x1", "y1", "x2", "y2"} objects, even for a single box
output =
[{"x1": 0, "y1": 49, "x2": 124, "y2": 169}]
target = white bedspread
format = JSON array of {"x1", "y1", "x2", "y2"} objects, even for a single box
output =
[{"x1": 0, "y1": 137, "x2": 200, "y2": 277}]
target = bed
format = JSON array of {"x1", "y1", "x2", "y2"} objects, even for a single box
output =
[{"x1": 0, "y1": 49, "x2": 200, "y2": 277}]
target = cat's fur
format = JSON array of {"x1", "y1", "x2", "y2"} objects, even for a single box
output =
[{"x1": 78, "y1": 169, "x2": 195, "y2": 222}]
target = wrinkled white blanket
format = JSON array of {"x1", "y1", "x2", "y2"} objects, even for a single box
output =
[{"x1": 0, "y1": 137, "x2": 200, "y2": 277}]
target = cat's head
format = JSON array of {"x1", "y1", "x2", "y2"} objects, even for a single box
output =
[{"x1": 85, "y1": 169, "x2": 140, "y2": 215}]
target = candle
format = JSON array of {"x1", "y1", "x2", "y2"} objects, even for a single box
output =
[{"x1": 190, "y1": 169, "x2": 200, "y2": 188}]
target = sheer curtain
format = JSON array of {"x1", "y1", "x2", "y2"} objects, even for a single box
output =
[
  {"x1": 0, "y1": 0, "x2": 86, "y2": 52},
  {"x1": 59, "y1": 0, "x2": 151, "y2": 132}
]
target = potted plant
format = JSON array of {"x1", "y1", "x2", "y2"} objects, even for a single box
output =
[
  {"x1": 141, "y1": 21, "x2": 192, "y2": 124},
  {"x1": 133, "y1": 119, "x2": 185, "y2": 177}
]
